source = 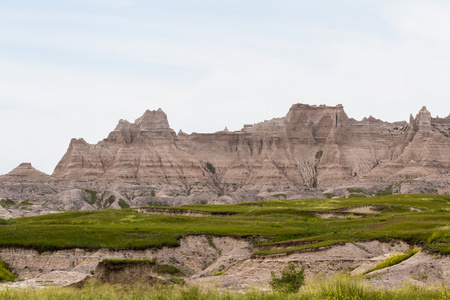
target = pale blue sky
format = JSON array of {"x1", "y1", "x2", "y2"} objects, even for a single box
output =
[{"x1": 1, "y1": 0, "x2": 450, "y2": 175}]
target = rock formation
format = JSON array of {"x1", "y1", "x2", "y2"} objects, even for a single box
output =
[
  {"x1": 3, "y1": 163, "x2": 53, "y2": 181},
  {"x1": 1, "y1": 103, "x2": 450, "y2": 216},
  {"x1": 52, "y1": 104, "x2": 450, "y2": 192}
]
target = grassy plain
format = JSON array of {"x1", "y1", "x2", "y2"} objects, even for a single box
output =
[
  {"x1": 0, "y1": 277, "x2": 448, "y2": 300},
  {"x1": 0, "y1": 194, "x2": 448, "y2": 254}
]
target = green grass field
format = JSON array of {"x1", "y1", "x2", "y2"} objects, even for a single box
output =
[{"x1": 0, "y1": 194, "x2": 448, "y2": 254}]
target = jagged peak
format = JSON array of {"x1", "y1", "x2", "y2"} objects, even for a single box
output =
[
  {"x1": 70, "y1": 138, "x2": 88, "y2": 145},
  {"x1": 135, "y1": 109, "x2": 170, "y2": 129},
  {"x1": 415, "y1": 106, "x2": 431, "y2": 120},
  {"x1": 178, "y1": 129, "x2": 187, "y2": 136}
]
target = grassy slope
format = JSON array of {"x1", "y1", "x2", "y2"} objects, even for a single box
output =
[{"x1": 0, "y1": 194, "x2": 448, "y2": 254}]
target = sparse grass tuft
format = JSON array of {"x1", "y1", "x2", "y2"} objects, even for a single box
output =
[{"x1": 364, "y1": 248, "x2": 420, "y2": 274}]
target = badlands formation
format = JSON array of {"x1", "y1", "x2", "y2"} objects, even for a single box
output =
[
  {"x1": 0, "y1": 103, "x2": 449, "y2": 289},
  {"x1": 1, "y1": 103, "x2": 450, "y2": 216}
]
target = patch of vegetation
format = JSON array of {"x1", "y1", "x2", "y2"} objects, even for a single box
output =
[
  {"x1": 270, "y1": 262, "x2": 305, "y2": 293},
  {"x1": 348, "y1": 193, "x2": 366, "y2": 198},
  {"x1": 0, "y1": 219, "x2": 12, "y2": 225},
  {"x1": 0, "y1": 259, "x2": 16, "y2": 282},
  {"x1": 324, "y1": 193, "x2": 335, "y2": 199},
  {"x1": 153, "y1": 264, "x2": 182, "y2": 276},
  {"x1": 170, "y1": 192, "x2": 186, "y2": 197},
  {"x1": 0, "y1": 198, "x2": 16, "y2": 207},
  {"x1": 254, "y1": 240, "x2": 344, "y2": 256},
  {"x1": 84, "y1": 189, "x2": 99, "y2": 205},
  {"x1": 118, "y1": 199, "x2": 130, "y2": 209},
  {"x1": 106, "y1": 195, "x2": 116, "y2": 206},
  {"x1": 205, "y1": 162, "x2": 216, "y2": 174},
  {"x1": 376, "y1": 185, "x2": 393, "y2": 197},
  {"x1": 170, "y1": 277, "x2": 185, "y2": 284},
  {"x1": 19, "y1": 200, "x2": 34, "y2": 206},
  {"x1": 364, "y1": 248, "x2": 420, "y2": 274},
  {"x1": 0, "y1": 194, "x2": 447, "y2": 255},
  {"x1": 347, "y1": 188, "x2": 364, "y2": 194},
  {"x1": 147, "y1": 200, "x2": 168, "y2": 207},
  {"x1": 315, "y1": 151, "x2": 323, "y2": 160},
  {"x1": 272, "y1": 194, "x2": 287, "y2": 199},
  {"x1": 213, "y1": 270, "x2": 225, "y2": 276},
  {"x1": 428, "y1": 231, "x2": 450, "y2": 244}
]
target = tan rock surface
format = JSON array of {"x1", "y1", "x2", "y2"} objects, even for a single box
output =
[
  {"x1": 1, "y1": 163, "x2": 53, "y2": 181},
  {"x1": 1, "y1": 238, "x2": 447, "y2": 289},
  {"x1": 52, "y1": 104, "x2": 450, "y2": 192}
]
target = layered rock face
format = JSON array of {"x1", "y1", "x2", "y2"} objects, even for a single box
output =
[
  {"x1": 4, "y1": 163, "x2": 53, "y2": 181},
  {"x1": 52, "y1": 104, "x2": 450, "y2": 194}
]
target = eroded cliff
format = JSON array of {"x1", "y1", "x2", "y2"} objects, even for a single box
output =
[
  {"x1": 52, "y1": 104, "x2": 450, "y2": 192},
  {"x1": 1, "y1": 103, "x2": 450, "y2": 216}
]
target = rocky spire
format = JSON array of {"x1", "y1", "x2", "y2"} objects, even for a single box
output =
[{"x1": 415, "y1": 106, "x2": 432, "y2": 131}]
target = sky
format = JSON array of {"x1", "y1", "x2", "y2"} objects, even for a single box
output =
[{"x1": 1, "y1": 0, "x2": 450, "y2": 175}]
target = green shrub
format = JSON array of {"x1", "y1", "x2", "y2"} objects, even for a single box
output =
[
  {"x1": 270, "y1": 262, "x2": 305, "y2": 293},
  {"x1": 0, "y1": 259, "x2": 16, "y2": 282},
  {"x1": 206, "y1": 162, "x2": 216, "y2": 174}
]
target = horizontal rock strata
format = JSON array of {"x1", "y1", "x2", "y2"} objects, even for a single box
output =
[{"x1": 51, "y1": 104, "x2": 450, "y2": 192}]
